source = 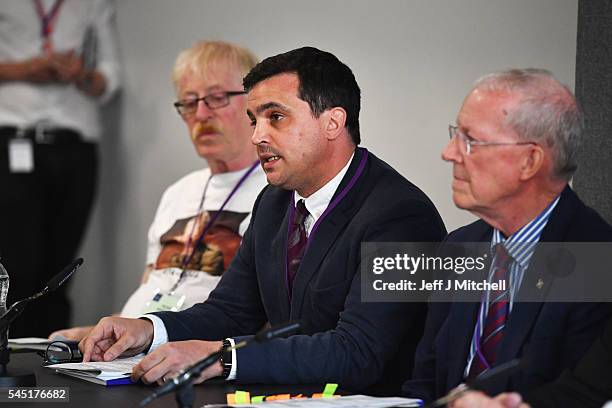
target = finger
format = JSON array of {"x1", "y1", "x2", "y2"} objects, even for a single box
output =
[
  {"x1": 102, "y1": 332, "x2": 135, "y2": 361},
  {"x1": 132, "y1": 352, "x2": 164, "y2": 381},
  {"x1": 132, "y1": 353, "x2": 168, "y2": 384},
  {"x1": 79, "y1": 323, "x2": 114, "y2": 362},
  {"x1": 497, "y1": 393, "x2": 524, "y2": 408}
]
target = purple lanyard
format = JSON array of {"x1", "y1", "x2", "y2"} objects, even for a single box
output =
[
  {"x1": 34, "y1": 0, "x2": 64, "y2": 54},
  {"x1": 285, "y1": 149, "x2": 369, "y2": 298},
  {"x1": 170, "y1": 161, "x2": 259, "y2": 292}
]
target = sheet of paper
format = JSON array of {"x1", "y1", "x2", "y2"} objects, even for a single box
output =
[
  {"x1": 9, "y1": 337, "x2": 50, "y2": 344},
  {"x1": 48, "y1": 355, "x2": 144, "y2": 375},
  {"x1": 206, "y1": 394, "x2": 422, "y2": 408}
]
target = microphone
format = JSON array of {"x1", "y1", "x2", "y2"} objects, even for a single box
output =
[
  {"x1": 140, "y1": 322, "x2": 301, "y2": 407},
  {"x1": 0, "y1": 258, "x2": 83, "y2": 332},
  {"x1": 43, "y1": 258, "x2": 83, "y2": 294}
]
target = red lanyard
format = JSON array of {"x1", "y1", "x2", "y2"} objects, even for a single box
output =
[{"x1": 34, "y1": 0, "x2": 65, "y2": 54}]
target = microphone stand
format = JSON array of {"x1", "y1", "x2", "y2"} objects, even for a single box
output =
[
  {"x1": 140, "y1": 322, "x2": 301, "y2": 408},
  {"x1": 0, "y1": 258, "x2": 83, "y2": 386}
]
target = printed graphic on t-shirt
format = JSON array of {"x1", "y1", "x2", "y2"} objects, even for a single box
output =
[{"x1": 155, "y1": 210, "x2": 248, "y2": 276}]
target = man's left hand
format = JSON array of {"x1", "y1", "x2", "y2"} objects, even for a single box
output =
[{"x1": 131, "y1": 340, "x2": 224, "y2": 385}]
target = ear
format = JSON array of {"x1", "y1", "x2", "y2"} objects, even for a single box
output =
[
  {"x1": 322, "y1": 107, "x2": 347, "y2": 141},
  {"x1": 519, "y1": 144, "x2": 545, "y2": 181}
]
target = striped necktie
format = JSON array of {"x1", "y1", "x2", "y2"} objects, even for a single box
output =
[
  {"x1": 469, "y1": 244, "x2": 512, "y2": 378},
  {"x1": 287, "y1": 199, "x2": 309, "y2": 296}
]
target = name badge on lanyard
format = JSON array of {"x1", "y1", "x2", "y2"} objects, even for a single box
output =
[{"x1": 142, "y1": 289, "x2": 186, "y2": 314}]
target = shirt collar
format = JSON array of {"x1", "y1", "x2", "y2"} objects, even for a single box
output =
[
  {"x1": 491, "y1": 195, "x2": 561, "y2": 267},
  {"x1": 294, "y1": 151, "x2": 355, "y2": 221}
]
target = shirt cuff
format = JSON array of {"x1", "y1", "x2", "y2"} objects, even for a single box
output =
[
  {"x1": 226, "y1": 338, "x2": 237, "y2": 381},
  {"x1": 140, "y1": 314, "x2": 168, "y2": 352}
]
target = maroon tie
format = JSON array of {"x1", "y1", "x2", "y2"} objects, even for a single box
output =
[
  {"x1": 287, "y1": 200, "x2": 309, "y2": 296},
  {"x1": 469, "y1": 244, "x2": 512, "y2": 378}
]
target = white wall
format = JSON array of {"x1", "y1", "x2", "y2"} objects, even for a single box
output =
[{"x1": 71, "y1": 0, "x2": 578, "y2": 324}]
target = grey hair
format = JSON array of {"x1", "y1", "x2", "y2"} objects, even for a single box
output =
[{"x1": 473, "y1": 68, "x2": 582, "y2": 181}]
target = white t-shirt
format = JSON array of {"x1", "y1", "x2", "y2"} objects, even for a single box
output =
[{"x1": 120, "y1": 163, "x2": 267, "y2": 317}]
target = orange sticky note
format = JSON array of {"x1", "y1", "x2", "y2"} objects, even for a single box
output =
[
  {"x1": 267, "y1": 394, "x2": 291, "y2": 401},
  {"x1": 227, "y1": 394, "x2": 236, "y2": 405},
  {"x1": 312, "y1": 393, "x2": 324, "y2": 399}
]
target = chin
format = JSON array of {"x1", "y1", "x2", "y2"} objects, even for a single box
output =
[{"x1": 452, "y1": 193, "x2": 473, "y2": 211}]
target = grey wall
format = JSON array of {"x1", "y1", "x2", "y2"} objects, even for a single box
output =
[
  {"x1": 574, "y1": 0, "x2": 612, "y2": 224},
  {"x1": 70, "y1": 0, "x2": 579, "y2": 325}
]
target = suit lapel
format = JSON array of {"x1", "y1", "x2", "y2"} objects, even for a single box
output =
[
  {"x1": 496, "y1": 186, "x2": 577, "y2": 363},
  {"x1": 447, "y1": 302, "x2": 480, "y2": 387},
  {"x1": 270, "y1": 193, "x2": 292, "y2": 321},
  {"x1": 289, "y1": 148, "x2": 367, "y2": 317},
  {"x1": 446, "y1": 223, "x2": 492, "y2": 387}
]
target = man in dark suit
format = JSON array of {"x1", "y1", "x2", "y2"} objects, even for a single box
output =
[
  {"x1": 80, "y1": 47, "x2": 446, "y2": 393},
  {"x1": 403, "y1": 69, "x2": 612, "y2": 402}
]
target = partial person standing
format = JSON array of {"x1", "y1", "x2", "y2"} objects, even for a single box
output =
[{"x1": 0, "y1": 0, "x2": 120, "y2": 337}]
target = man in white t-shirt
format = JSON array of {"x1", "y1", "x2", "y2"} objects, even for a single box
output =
[{"x1": 50, "y1": 40, "x2": 266, "y2": 340}]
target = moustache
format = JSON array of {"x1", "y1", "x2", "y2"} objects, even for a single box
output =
[
  {"x1": 191, "y1": 122, "x2": 221, "y2": 140},
  {"x1": 257, "y1": 145, "x2": 281, "y2": 156}
]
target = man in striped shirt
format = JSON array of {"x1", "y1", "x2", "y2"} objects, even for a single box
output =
[{"x1": 403, "y1": 69, "x2": 612, "y2": 403}]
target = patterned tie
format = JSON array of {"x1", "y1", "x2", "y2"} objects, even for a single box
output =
[
  {"x1": 287, "y1": 199, "x2": 309, "y2": 296},
  {"x1": 469, "y1": 244, "x2": 512, "y2": 378}
]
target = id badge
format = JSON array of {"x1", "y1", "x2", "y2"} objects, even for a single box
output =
[
  {"x1": 8, "y1": 138, "x2": 34, "y2": 173},
  {"x1": 142, "y1": 290, "x2": 186, "y2": 313}
]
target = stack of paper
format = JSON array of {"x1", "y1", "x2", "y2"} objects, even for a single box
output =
[
  {"x1": 45, "y1": 355, "x2": 143, "y2": 386},
  {"x1": 206, "y1": 394, "x2": 422, "y2": 407}
]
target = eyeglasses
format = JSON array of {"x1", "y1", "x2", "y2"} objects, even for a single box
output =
[
  {"x1": 174, "y1": 91, "x2": 246, "y2": 116},
  {"x1": 448, "y1": 125, "x2": 536, "y2": 155},
  {"x1": 38, "y1": 341, "x2": 82, "y2": 365}
]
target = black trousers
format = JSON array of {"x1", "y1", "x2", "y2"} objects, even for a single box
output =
[{"x1": 0, "y1": 138, "x2": 98, "y2": 337}]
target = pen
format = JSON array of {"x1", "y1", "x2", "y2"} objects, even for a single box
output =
[{"x1": 424, "y1": 359, "x2": 521, "y2": 408}]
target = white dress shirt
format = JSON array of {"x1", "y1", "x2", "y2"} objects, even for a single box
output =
[{"x1": 0, "y1": 0, "x2": 121, "y2": 140}]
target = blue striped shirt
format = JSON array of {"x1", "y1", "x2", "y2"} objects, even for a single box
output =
[{"x1": 464, "y1": 195, "x2": 561, "y2": 377}]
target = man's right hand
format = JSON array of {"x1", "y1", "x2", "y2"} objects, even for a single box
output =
[{"x1": 79, "y1": 317, "x2": 154, "y2": 362}]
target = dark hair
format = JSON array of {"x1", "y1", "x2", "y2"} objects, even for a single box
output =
[{"x1": 243, "y1": 47, "x2": 361, "y2": 145}]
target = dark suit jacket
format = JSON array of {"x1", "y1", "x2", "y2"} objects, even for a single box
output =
[
  {"x1": 154, "y1": 148, "x2": 446, "y2": 393},
  {"x1": 525, "y1": 316, "x2": 612, "y2": 408},
  {"x1": 403, "y1": 186, "x2": 612, "y2": 402}
]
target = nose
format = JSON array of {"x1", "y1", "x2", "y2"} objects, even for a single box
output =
[
  {"x1": 442, "y1": 135, "x2": 463, "y2": 163},
  {"x1": 195, "y1": 99, "x2": 213, "y2": 121},
  {"x1": 251, "y1": 122, "x2": 268, "y2": 146}
]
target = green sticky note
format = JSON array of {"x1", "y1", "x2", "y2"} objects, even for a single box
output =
[
  {"x1": 235, "y1": 390, "x2": 250, "y2": 404},
  {"x1": 322, "y1": 383, "x2": 338, "y2": 397},
  {"x1": 251, "y1": 396, "x2": 265, "y2": 403}
]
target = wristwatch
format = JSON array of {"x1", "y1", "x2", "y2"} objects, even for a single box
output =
[{"x1": 219, "y1": 339, "x2": 233, "y2": 379}]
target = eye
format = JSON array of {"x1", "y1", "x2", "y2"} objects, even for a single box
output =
[
  {"x1": 269, "y1": 112, "x2": 284, "y2": 122},
  {"x1": 182, "y1": 99, "x2": 198, "y2": 110},
  {"x1": 208, "y1": 94, "x2": 226, "y2": 104},
  {"x1": 249, "y1": 118, "x2": 256, "y2": 127}
]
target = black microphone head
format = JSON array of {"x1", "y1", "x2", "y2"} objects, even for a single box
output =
[{"x1": 45, "y1": 258, "x2": 83, "y2": 292}]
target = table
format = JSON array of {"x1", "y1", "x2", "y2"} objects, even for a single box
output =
[{"x1": 1, "y1": 352, "x2": 327, "y2": 408}]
